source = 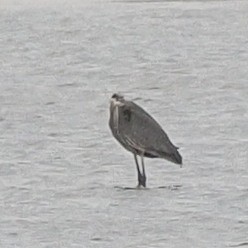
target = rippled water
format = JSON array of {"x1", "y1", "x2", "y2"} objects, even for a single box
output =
[{"x1": 0, "y1": 0, "x2": 248, "y2": 247}]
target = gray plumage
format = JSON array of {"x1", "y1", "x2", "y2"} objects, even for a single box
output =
[{"x1": 109, "y1": 93, "x2": 182, "y2": 187}]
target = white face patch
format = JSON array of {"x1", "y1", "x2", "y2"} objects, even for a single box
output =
[{"x1": 110, "y1": 97, "x2": 124, "y2": 107}]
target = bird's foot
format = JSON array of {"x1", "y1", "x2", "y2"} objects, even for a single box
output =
[{"x1": 138, "y1": 174, "x2": 146, "y2": 188}]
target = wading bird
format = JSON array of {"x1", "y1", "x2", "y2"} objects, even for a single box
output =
[{"x1": 109, "y1": 93, "x2": 182, "y2": 188}]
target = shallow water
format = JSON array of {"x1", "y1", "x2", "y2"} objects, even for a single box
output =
[{"x1": 0, "y1": 0, "x2": 248, "y2": 247}]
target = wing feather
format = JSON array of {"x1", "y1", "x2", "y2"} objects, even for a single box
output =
[{"x1": 118, "y1": 101, "x2": 178, "y2": 156}]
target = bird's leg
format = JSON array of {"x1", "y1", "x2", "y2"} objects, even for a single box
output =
[
  {"x1": 134, "y1": 155, "x2": 143, "y2": 187},
  {"x1": 141, "y1": 155, "x2": 146, "y2": 187}
]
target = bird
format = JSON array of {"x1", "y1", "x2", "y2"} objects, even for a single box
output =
[{"x1": 109, "y1": 93, "x2": 182, "y2": 188}]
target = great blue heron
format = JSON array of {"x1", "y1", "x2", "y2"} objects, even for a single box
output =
[{"x1": 109, "y1": 93, "x2": 182, "y2": 188}]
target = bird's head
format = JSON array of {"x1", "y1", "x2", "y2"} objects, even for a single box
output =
[
  {"x1": 110, "y1": 93, "x2": 125, "y2": 107},
  {"x1": 111, "y1": 93, "x2": 124, "y2": 101}
]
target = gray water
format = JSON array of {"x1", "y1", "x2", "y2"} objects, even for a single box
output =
[{"x1": 0, "y1": 0, "x2": 248, "y2": 247}]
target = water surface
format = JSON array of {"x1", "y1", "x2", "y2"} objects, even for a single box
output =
[{"x1": 0, "y1": 0, "x2": 247, "y2": 247}]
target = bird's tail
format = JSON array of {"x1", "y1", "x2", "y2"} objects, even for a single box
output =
[
  {"x1": 159, "y1": 149, "x2": 183, "y2": 167},
  {"x1": 172, "y1": 149, "x2": 183, "y2": 167}
]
